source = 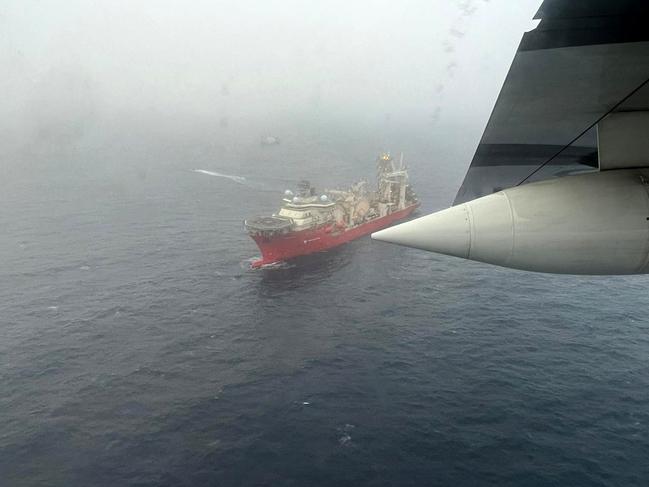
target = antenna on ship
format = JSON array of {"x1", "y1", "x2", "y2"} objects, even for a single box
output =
[{"x1": 390, "y1": 154, "x2": 397, "y2": 172}]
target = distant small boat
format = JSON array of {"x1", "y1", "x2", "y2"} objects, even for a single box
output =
[{"x1": 260, "y1": 135, "x2": 280, "y2": 146}]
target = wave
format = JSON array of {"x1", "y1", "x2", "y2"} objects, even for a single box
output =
[{"x1": 193, "y1": 169, "x2": 247, "y2": 185}]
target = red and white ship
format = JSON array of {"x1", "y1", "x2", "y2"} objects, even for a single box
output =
[{"x1": 245, "y1": 153, "x2": 419, "y2": 268}]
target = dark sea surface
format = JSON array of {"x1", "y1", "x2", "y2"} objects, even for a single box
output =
[{"x1": 2, "y1": 122, "x2": 649, "y2": 486}]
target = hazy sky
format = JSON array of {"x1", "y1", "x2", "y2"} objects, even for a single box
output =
[{"x1": 1, "y1": 0, "x2": 542, "y2": 156}]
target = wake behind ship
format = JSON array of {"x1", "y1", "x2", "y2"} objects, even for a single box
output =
[{"x1": 245, "y1": 153, "x2": 419, "y2": 268}]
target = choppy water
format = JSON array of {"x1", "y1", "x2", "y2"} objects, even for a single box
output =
[{"x1": 2, "y1": 124, "x2": 649, "y2": 486}]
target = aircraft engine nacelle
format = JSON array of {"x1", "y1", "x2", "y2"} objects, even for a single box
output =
[{"x1": 372, "y1": 169, "x2": 649, "y2": 275}]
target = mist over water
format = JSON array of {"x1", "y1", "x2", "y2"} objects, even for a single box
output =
[
  {"x1": 1, "y1": 0, "x2": 539, "y2": 173},
  {"x1": 4, "y1": 1, "x2": 649, "y2": 486}
]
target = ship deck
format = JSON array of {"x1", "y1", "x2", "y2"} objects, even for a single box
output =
[{"x1": 245, "y1": 216, "x2": 293, "y2": 232}]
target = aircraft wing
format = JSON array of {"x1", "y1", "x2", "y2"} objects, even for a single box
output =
[
  {"x1": 373, "y1": 0, "x2": 649, "y2": 275},
  {"x1": 453, "y1": 0, "x2": 649, "y2": 205}
]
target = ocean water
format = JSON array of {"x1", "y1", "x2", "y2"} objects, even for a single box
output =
[{"x1": 2, "y1": 122, "x2": 649, "y2": 486}]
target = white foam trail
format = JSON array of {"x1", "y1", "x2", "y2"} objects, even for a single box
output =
[{"x1": 193, "y1": 169, "x2": 246, "y2": 185}]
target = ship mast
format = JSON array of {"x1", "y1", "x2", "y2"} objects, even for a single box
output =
[{"x1": 377, "y1": 152, "x2": 409, "y2": 210}]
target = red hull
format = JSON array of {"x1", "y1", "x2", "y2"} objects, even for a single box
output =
[{"x1": 250, "y1": 204, "x2": 419, "y2": 268}]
